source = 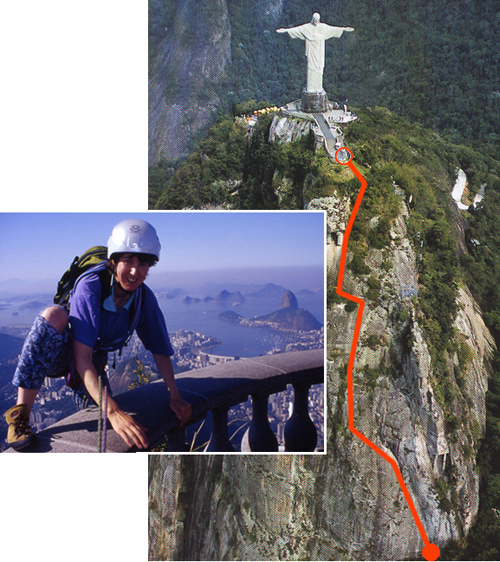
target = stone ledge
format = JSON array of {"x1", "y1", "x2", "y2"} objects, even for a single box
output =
[{"x1": 4, "y1": 349, "x2": 324, "y2": 453}]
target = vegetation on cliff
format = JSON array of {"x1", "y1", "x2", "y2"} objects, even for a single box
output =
[
  {"x1": 148, "y1": 1, "x2": 500, "y2": 556},
  {"x1": 152, "y1": 99, "x2": 500, "y2": 556}
]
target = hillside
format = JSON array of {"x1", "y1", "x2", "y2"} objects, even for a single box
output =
[
  {"x1": 149, "y1": 107, "x2": 500, "y2": 560},
  {"x1": 151, "y1": 103, "x2": 500, "y2": 214},
  {"x1": 0, "y1": 332, "x2": 24, "y2": 363},
  {"x1": 219, "y1": 290, "x2": 322, "y2": 331}
]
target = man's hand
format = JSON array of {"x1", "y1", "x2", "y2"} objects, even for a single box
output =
[
  {"x1": 108, "y1": 408, "x2": 149, "y2": 449},
  {"x1": 73, "y1": 340, "x2": 150, "y2": 450},
  {"x1": 170, "y1": 396, "x2": 192, "y2": 427}
]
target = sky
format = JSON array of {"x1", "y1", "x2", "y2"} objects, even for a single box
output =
[
  {"x1": 0, "y1": 1, "x2": 147, "y2": 213},
  {"x1": 0, "y1": 212, "x2": 325, "y2": 290}
]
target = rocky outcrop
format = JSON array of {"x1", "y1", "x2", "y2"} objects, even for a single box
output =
[
  {"x1": 280, "y1": 290, "x2": 298, "y2": 310},
  {"x1": 149, "y1": 0, "x2": 231, "y2": 163},
  {"x1": 148, "y1": 456, "x2": 186, "y2": 561},
  {"x1": 148, "y1": 193, "x2": 495, "y2": 560},
  {"x1": 209, "y1": 290, "x2": 245, "y2": 305},
  {"x1": 254, "y1": 290, "x2": 322, "y2": 331},
  {"x1": 308, "y1": 194, "x2": 351, "y2": 273},
  {"x1": 267, "y1": 115, "x2": 315, "y2": 206},
  {"x1": 268, "y1": 115, "x2": 312, "y2": 145}
]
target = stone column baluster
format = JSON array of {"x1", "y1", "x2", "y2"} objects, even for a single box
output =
[
  {"x1": 206, "y1": 406, "x2": 235, "y2": 452},
  {"x1": 284, "y1": 382, "x2": 317, "y2": 452},
  {"x1": 248, "y1": 391, "x2": 278, "y2": 452}
]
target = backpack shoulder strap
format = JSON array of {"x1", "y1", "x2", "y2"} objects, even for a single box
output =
[{"x1": 70, "y1": 261, "x2": 111, "y2": 304}]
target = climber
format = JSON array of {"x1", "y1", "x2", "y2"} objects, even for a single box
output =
[{"x1": 3, "y1": 218, "x2": 192, "y2": 451}]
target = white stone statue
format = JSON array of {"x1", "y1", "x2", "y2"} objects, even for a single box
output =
[{"x1": 277, "y1": 13, "x2": 354, "y2": 93}]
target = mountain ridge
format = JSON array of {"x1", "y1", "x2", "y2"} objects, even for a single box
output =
[{"x1": 218, "y1": 289, "x2": 322, "y2": 331}]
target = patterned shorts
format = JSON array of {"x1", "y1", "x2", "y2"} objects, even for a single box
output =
[
  {"x1": 12, "y1": 312, "x2": 109, "y2": 410},
  {"x1": 13, "y1": 314, "x2": 72, "y2": 389}
]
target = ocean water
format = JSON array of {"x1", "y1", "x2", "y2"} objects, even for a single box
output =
[
  {"x1": 0, "y1": 294, "x2": 53, "y2": 328},
  {"x1": 159, "y1": 292, "x2": 324, "y2": 357},
  {"x1": 0, "y1": 292, "x2": 324, "y2": 358}
]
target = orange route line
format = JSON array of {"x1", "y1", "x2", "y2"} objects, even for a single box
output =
[{"x1": 334, "y1": 148, "x2": 440, "y2": 562}]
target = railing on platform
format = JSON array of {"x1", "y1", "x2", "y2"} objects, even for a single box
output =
[{"x1": 4, "y1": 349, "x2": 324, "y2": 453}]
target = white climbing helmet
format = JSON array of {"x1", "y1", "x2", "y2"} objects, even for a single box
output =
[{"x1": 107, "y1": 219, "x2": 161, "y2": 261}]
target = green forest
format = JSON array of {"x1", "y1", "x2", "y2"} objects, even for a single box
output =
[{"x1": 150, "y1": 0, "x2": 500, "y2": 158}]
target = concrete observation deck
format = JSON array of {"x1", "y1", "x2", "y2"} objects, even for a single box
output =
[
  {"x1": 4, "y1": 349, "x2": 324, "y2": 453},
  {"x1": 281, "y1": 100, "x2": 358, "y2": 159}
]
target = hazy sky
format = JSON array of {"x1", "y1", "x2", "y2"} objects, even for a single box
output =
[{"x1": 0, "y1": 212, "x2": 325, "y2": 288}]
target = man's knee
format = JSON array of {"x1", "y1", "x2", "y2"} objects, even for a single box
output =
[{"x1": 41, "y1": 306, "x2": 68, "y2": 334}]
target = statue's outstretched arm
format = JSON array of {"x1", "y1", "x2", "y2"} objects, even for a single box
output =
[{"x1": 276, "y1": 23, "x2": 308, "y2": 35}]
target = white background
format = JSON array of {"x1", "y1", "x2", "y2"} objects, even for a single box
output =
[
  {"x1": 2, "y1": 2, "x2": 149, "y2": 560},
  {"x1": 0, "y1": 1, "x2": 146, "y2": 212}
]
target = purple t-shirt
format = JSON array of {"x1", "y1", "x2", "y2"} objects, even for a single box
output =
[{"x1": 68, "y1": 271, "x2": 174, "y2": 357}]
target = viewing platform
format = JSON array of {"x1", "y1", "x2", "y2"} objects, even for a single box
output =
[
  {"x1": 4, "y1": 349, "x2": 324, "y2": 453},
  {"x1": 280, "y1": 100, "x2": 357, "y2": 160},
  {"x1": 282, "y1": 99, "x2": 358, "y2": 125}
]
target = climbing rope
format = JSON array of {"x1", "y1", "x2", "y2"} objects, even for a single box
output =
[
  {"x1": 102, "y1": 383, "x2": 108, "y2": 452},
  {"x1": 97, "y1": 374, "x2": 108, "y2": 453},
  {"x1": 97, "y1": 374, "x2": 103, "y2": 452}
]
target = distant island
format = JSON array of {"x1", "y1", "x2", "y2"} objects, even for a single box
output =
[
  {"x1": 219, "y1": 290, "x2": 322, "y2": 333},
  {"x1": 219, "y1": 310, "x2": 243, "y2": 322},
  {"x1": 183, "y1": 290, "x2": 245, "y2": 306}
]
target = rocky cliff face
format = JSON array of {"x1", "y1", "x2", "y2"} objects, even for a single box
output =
[
  {"x1": 149, "y1": 0, "x2": 288, "y2": 165},
  {"x1": 280, "y1": 290, "x2": 298, "y2": 310},
  {"x1": 148, "y1": 172, "x2": 495, "y2": 561},
  {"x1": 323, "y1": 194, "x2": 495, "y2": 557},
  {"x1": 149, "y1": 0, "x2": 231, "y2": 163}
]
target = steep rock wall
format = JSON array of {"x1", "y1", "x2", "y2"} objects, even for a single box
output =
[
  {"x1": 330, "y1": 195, "x2": 495, "y2": 556},
  {"x1": 149, "y1": 456, "x2": 183, "y2": 561},
  {"x1": 148, "y1": 188, "x2": 495, "y2": 561},
  {"x1": 148, "y1": 0, "x2": 287, "y2": 164},
  {"x1": 149, "y1": 0, "x2": 231, "y2": 163}
]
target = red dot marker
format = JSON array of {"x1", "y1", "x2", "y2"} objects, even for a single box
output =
[{"x1": 422, "y1": 543, "x2": 440, "y2": 561}]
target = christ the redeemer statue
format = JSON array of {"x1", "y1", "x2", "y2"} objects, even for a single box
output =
[{"x1": 277, "y1": 13, "x2": 353, "y2": 111}]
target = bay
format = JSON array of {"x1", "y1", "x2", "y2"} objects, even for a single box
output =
[{"x1": 0, "y1": 291, "x2": 324, "y2": 358}]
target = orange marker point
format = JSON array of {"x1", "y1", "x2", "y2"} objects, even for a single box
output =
[
  {"x1": 335, "y1": 147, "x2": 440, "y2": 560},
  {"x1": 422, "y1": 543, "x2": 440, "y2": 561}
]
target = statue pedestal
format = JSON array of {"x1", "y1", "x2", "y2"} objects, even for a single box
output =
[{"x1": 301, "y1": 89, "x2": 329, "y2": 113}]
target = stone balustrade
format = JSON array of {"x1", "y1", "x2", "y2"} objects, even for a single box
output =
[{"x1": 4, "y1": 349, "x2": 324, "y2": 453}]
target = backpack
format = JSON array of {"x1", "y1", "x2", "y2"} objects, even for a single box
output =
[{"x1": 54, "y1": 246, "x2": 109, "y2": 308}]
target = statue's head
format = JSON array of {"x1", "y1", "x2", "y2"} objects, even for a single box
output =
[{"x1": 311, "y1": 13, "x2": 320, "y2": 25}]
